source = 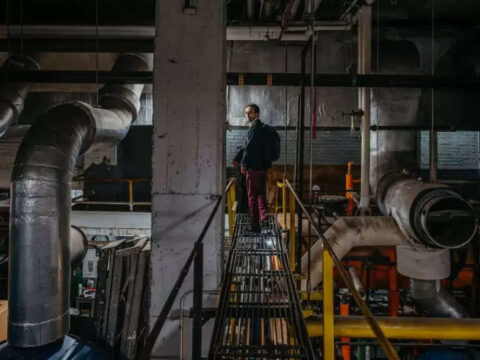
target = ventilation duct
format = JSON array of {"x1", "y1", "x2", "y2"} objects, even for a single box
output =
[
  {"x1": 246, "y1": 0, "x2": 255, "y2": 20},
  {"x1": 9, "y1": 53, "x2": 151, "y2": 348},
  {"x1": 0, "y1": 55, "x2": 39, "y2": 137},
  {"x1": 300, "y1": 216, "x2": 408, "y2": 290},
  {"x1": 371, "y1": 40, "x2": 474, "y2": 317},
  {"x1": 410, "y1": 279, "x2": 468, "y2": 318}
]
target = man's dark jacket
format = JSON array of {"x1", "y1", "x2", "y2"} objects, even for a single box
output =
[{"x1": 241, "y1": 119, "x2": 271, "y2": 171}]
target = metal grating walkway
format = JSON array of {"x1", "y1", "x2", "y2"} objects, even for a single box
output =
[{"x1": 209, "y1": 214, "x2": 315, "y2": 359}]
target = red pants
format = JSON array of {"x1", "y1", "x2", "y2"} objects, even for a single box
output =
[{"x1": 245, "y1": 170, "x2": 268, "y2": 227}]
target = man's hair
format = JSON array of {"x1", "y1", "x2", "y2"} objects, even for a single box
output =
[{"x1": 245, "y1": 103, "x2": 260, "y2": 114}]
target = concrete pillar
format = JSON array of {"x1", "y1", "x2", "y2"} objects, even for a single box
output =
[{"x1": 151, "y1": 1, "x2": 225, "y2": 357}]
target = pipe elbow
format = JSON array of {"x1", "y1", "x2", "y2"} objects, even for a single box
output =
[
  {"x1": 301, "y1": 216, "x2": 408, "y2": 290},
  {"x1": 70, "y1": 226, "x2": 88, "y2": 268},
  {"x1": 410, "y1": 279, "x2": 468, "y2": 318}
]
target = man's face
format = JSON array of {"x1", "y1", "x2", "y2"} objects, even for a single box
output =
[{"x1": 244, "y1": 106, "x2": 259, "y2": 122}]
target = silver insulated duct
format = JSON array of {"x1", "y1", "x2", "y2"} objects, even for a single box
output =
[
  {"x1": 371, "y1": 41, "x2": 476, "y2": 318},
  {"x1": 371, "y1": 41, "x2": 477, "y2": 249},
  {"x1": 9, "y1": 53, "x2": 151, "y2": 347},
  {"x1": 0, "y1": 55, "x2": 39, "y2": 137}
]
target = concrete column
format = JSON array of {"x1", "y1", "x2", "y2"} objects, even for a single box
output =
[{"x1": 151, "y1": 1, "x2": 225, "y2": 357}]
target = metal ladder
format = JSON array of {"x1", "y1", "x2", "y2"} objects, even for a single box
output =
[{"x1": 209, "y1": 214, "x2": 315, "y2": 359}]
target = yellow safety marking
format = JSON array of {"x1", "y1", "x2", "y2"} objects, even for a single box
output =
[
  {"x1": 238, "y1": 73, "x2": 244, "y2": 86},
  {"x1": 302, "y1": 309, "x2": 314, "y2": 319},
  {"x1": 299, "y1": 291, "x2": 323, "y2": 301}
]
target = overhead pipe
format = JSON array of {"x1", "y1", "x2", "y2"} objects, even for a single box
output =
[
  {"x1": 246, "y1": 0, "x2": 256, "y2": 20},
  {"x1": 9, "y1": 53, "x2": 151, "y2": 348},
  {"x1": 287, "y1": 0, "x2": 303, "y2": 20},
  {"x1": 295, "y1": 47, "x2": 307, "y2": 274},
  {"x1": 262, "y1": 0, "x2": 277, "y2": 20},
  {"x1": 0, "y1": 54, "x2": 39, "y2": 137},
  {"x1": 303, "y1": 0, "x2": 323, "y2": 19},
  {"x1": 371, "y1": 41, "x2": 477, "y2": 250},
  {"x1": 357, "y1": 5, "x2": 372, "y2": 214},
  {"x1": 300, "y1": 217, "x2": 408, "y2": 290}
]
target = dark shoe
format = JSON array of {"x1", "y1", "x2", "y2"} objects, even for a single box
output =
[
  {"x1": 246, "y1": 225, "x2": 260, "y2": 233},
  {"x1": 260, "y1": 218, "x2": 269, "y2": 229}
]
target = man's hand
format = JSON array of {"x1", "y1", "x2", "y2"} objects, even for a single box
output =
[
  {"x1": 233, "y1": 160, "x2": 240, "y2": 169},
  {"x1": 241, "y1": 165, "x2": 246, "y2": 175}
]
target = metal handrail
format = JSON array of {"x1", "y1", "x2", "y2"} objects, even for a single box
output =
[
  {"x1": 225, "y1": 178, "x2": 236, "y2": 236},
  {"x1": 73, "y1": 177, "x2": 151, "y2": 211},
  {"x1": 136, "y1": 193, "x2": 223, "y2": 360},
  {"x1": 284, "y1": 179, "x2": 400, "y2": 360}
]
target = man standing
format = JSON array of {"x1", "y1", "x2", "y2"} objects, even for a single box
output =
[{"x1": 241, "y1": 104, "x2": 270, "y2": 232}]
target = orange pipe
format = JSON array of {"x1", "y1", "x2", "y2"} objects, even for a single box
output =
[
  {"x1": 388, "y1": 248, "x2": 399, "y2": 317},
  {"x1": 345, "y1": 162, "x2": 359, "y2": 216},
  {"x1": 340, "y1": 302, "x2": 350, "y2": 360}
]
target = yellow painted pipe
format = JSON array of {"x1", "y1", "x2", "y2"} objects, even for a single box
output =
[
  {"x1": 307, "y1": 316, "x2": 480, "y2": 340},
  {"x1": 322, "y1": 250, "x2": 335, "y2": 360}
]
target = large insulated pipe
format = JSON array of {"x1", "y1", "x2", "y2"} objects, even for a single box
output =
[
  {"x1": 300, "y1": 216, "x2": 408, "y2": 289},
  {"x1": 410, "y1": 279, "x2": 468, "y2": 318},
  {"x1": 371, "y1": 42, "x2": 477, "y2": 249},
  {"x1": 381, "y1": 178, "x2": 477, "y2": 249},
  {"x1": 9, "y1": 53, "x2": 151, "y2": 347},
  {"x1": 370, "y1": 41, "x2": 477, "y2": 249},
  {"x1": 0, "y1": 55, "x2": 39, "y2": 137},
  {"x1": 70, "y1": 226, "x2": 88, "y2": 268}
]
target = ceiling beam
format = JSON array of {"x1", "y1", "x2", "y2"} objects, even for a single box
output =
[{"x1": 1, "y1": 70, "x2": 480, "y2": 89}]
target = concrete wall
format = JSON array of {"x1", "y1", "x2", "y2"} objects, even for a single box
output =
[{"x1": 227, "y1": 34, "x2": 357, "y2": 127}]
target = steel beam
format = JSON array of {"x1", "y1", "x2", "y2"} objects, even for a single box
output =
[{"x1": 1, "y1": 71, "x2": 480, "y2": 88}]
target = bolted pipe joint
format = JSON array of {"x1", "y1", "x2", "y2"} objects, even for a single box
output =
[{"x1": 382, "y1": 178, "x2": 477, "y2": 249}]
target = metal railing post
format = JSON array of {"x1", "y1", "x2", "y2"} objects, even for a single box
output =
[
  {"x1": 128, "y1": 180, "x2": 134, "y2": 212},
  {"x1": 282, "y1": 180, "x2": 287, "y2": 229},
  {"x1": 192, "y1": 243, "x2": 203, "y2": 360},
  {"x1": 227, "y1": 179, "x2": 236, "y2": 237},
  {"x1": 289, "y1": 188, "x2": 296, "y2": 272}
]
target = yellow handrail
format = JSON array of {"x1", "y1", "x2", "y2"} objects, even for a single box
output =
[
  {"x1": 73, "y1": 177, "x2": 150, "y2": 212},
  {"x1": 289, "y1": 185, "x2": 296, "y2": 272},
  {"x1": 226, "y1": 178, "x2": 236, "y2": 237},
  {"x1": 283, "y1": 179, "x2": 399, "y2": 360}
]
